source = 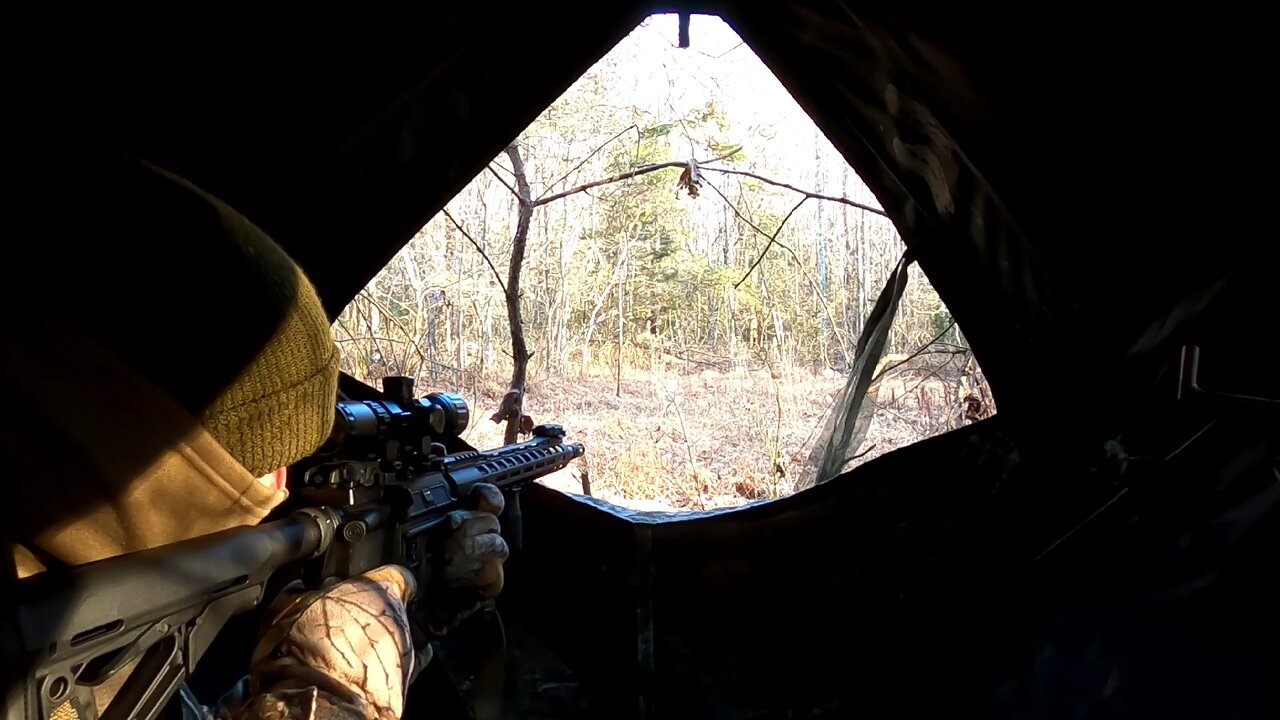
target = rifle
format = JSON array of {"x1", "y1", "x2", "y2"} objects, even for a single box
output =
[{"x1": 1, "y1": 376, "x2": 584, "y2": 720}]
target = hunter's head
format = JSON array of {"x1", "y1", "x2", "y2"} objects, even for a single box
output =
[{"x1": 4, "y1": 156, "x2": 341, "y2": 572}]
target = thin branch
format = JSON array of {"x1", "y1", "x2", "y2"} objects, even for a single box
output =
[
  {"x1": 789, "y1": 390, "x2": 837, "y2": 468},
  {"x1": 334, "y1": 335, "x2": 421, "y2": 345},
  {"x1": 698, "y1": 146, "x2": 744, "y2": 166},
  {"x1": 532, "y1": 160, "x2": 683, "y2": 207},
  {"x1": 1034, "y1": 488, "x2": 1130, "y2": 564},
  {"x1": 673, "y1": 109, "x2": 697, "y2": 157},
  {"x1": 727, "y1": 192, "x2": 808, "y2": 288},
  {"x1": 836, "y1": 445, "x2": 878, "y2": 473},
  {"x1": 442, "y1": 208, "x2": 507, "y2": 295},
  {"x1": 332, "y1": 316, "x2": 373, "y2": 371},
  {"x1": 332, "y1": 336, "x2": 472, "y2": 384},
  {"x1": 532, "y1": 147, "x2": 742, "y2": 208},
  {"x1": 872, "y1": 321, "x2": 958, "y2": 381},
  {"x1": 687, "y1": 40, "x2": 745, "y2": 59},
  {"x1": 702, "y1": 166, "x2": 888, "y2": 217},
  {"x1": 662, "y1": 395, "x2": 700, "y2": 488},
  {"x1": 708, "y1": 179, "x2": 852, "y2": 362},
  {"x1": 890, "y1": 351, "x2": 968, "y2": 405},
  {"x1": 488, "y1": 165, "x2": 518, "y2": 199},
  {"x1": 356, "y1": 291, "x2": 432, "y2": 372},
  {"x1": 537, "y1": 124, "x2": 637, "y2": 202},
  {"x1": 659, "y1": 348, "x2": 721, "y2": 369}
]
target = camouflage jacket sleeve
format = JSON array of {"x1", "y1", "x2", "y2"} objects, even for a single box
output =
[{"x1": 213, "y1": 566, "x2": 419, "y2": 720}]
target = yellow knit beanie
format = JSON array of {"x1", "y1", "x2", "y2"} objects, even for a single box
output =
[
  {"x1": 32, "y1": 157, "x2": 340, "y2": 476},
  {"x1": 198, "y1": 261, "x2": 340, "y2": 477},
  {"x1": 153, "y1": 163, "x2": 340, "y2": 476}
]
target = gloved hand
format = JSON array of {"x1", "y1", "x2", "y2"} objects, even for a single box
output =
[
  {"x1": 423, "y1": 482, "x2": 511, "y2": 634},
  {"x1": 215, "y1": 565, "x2": 418, "y2": 720},
  {"x1": 211, "y1": 485, "x2": 510, "y2": 720}
]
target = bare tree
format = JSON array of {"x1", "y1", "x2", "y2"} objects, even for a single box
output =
[{"x1": 501, "y1": 143, "x2": 534, "y2": 444}]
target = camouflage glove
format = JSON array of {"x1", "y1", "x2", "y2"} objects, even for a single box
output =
[
  {"x1": 215, "y1": 565, "x2": 418, "y2": 720},
  {"x1": 210, "y1": 485, "x2": 509, "y2": 720},
  {"x1": 423, "y1": 483, "x2": 511, "y2": 634}
]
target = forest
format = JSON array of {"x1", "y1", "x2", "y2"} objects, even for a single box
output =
[{"x1": 333, "y1": 15, "x2": 993, "y2": 511}]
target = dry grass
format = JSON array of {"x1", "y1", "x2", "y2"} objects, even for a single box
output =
[{"x1": 399, "y1": 351, "x2": 993, "y2": 512}]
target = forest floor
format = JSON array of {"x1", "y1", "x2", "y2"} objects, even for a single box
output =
[{"x1": 443, "y1": 353, "x2": 992, "y2": 512}]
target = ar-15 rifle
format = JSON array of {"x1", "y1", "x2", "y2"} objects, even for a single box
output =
[{"x1": 2, "y1": 376, "x2": 584, "y2": 720}]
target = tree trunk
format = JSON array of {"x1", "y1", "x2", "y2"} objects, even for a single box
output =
[
  {"x1": 581, "y1": 226, "x2": 632, "y2": 375},
  {"x1": 815, "y1": 131, "x2": 830, "y2": 340},
  {"x1": 616, "y1": 234, "x2": 626, "y2": 397},
  {"x1": 456, "y1": 237, "x2": 466, "y2": 387},
  {"x1": 504, "y1": 143, "x2": 534, "y2": 444},
  {"x1": 857, "y1": 209, "x2": 868, "y2": 338}
]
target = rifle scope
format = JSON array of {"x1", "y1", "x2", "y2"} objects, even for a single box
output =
[{"x1": 319, "y1": 376, "x2": 470, "y2": 459}]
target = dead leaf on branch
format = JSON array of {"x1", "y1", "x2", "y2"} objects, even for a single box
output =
[
  {"x1": 490, "y1": 388, "x2": 521, "y2": 424},
  {"x1": 677, "y1": 158, "x2": 703, "y2": 198},
  {"x1": 489, "y1": 388, "x2": 536, "y2": 435}
]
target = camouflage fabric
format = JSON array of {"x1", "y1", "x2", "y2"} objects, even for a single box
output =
[
  {"x1": 441, "y1": 484, "x2": 509, "y2": 599},
  {"x1": 208, "y1": 486, "x2": 510, "y2": 720},
  {"x1": 215, "y1": 566, "x2": 419, "y2": 720}
]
